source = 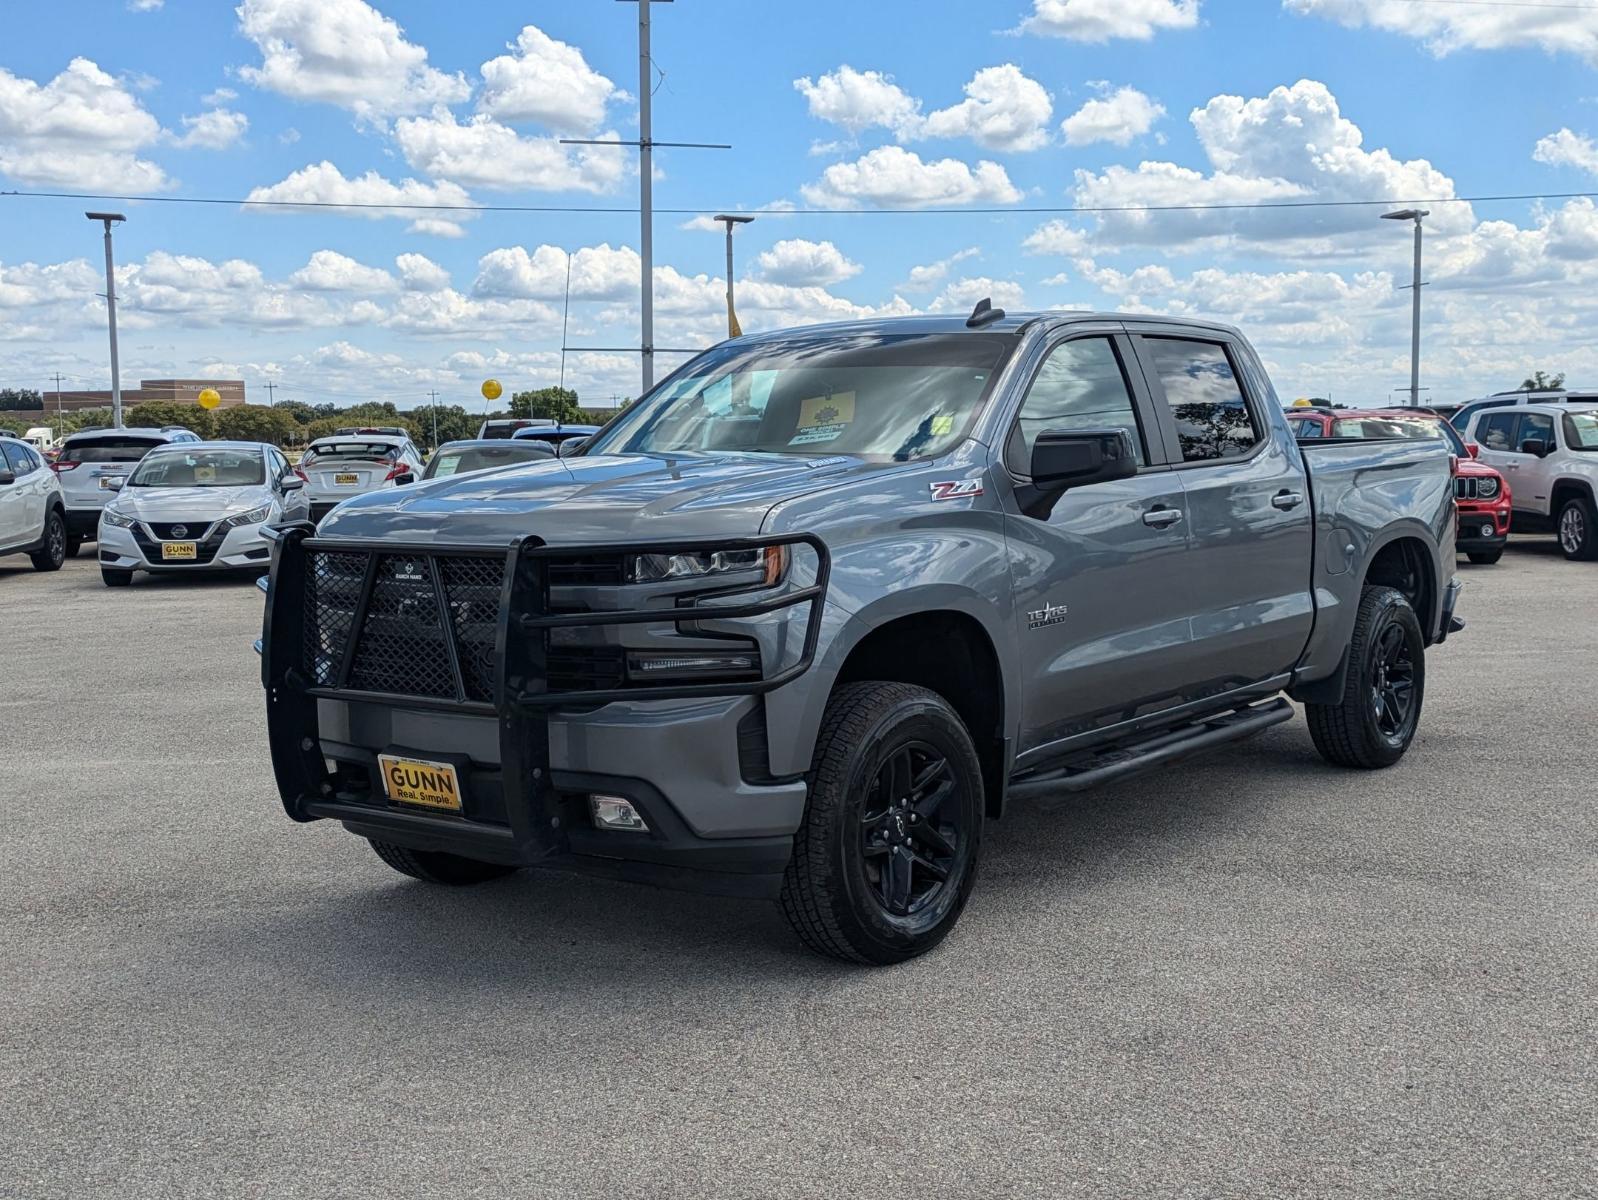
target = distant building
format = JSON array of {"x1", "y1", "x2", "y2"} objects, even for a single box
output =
[{"x1": 44, "y1": 379, "x2": 247, "y2": 413}]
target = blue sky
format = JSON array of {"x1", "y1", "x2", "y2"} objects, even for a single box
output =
[{"x1": 4, "y1": 0, "x2": 1598, "y2": 411}]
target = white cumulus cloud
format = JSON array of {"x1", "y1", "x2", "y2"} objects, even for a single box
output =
[
  {"x1": 1061, "y1": 86, "x2": 1164, "y2": 146},
  {"x1": 1534, "y1": 128, "x2": 1598, "y2": 175},
  {"x1": 395, "y1": 253, "x2": 451, "y2": 291},
  {"x1": 288, "y1": 250, "x2": 397, "y2": 292},
  {"x1": 0, "y1": 58, "x2": 170, "y2": 190},
  {"x1": 478, "y1": 25, "x2": 622, "y2": 133},
  {"x1": 794, "y1": 66, "x2": 920, "y2": 136},
  {"x1": 1019, "y1": 0, "x2": 1200, "y2": 42},
  {"x1": 473, "y1": 244, "x2": 640, "y2": 302},
  {"x1": 235, "y1": 0, "x2": 469, "y2": 121},
  {"x1": 920, "y1": 65, "x2": 1053, "y2": 152},
  {"x1": 1285, "y1": 0, "x2": 1598, "y2": 65},
  {"x1": 800, "y1": 146, "x2": 1021, "y2": 208},
  {"x1": 752, "y1": 239, "x2": 862, "y2": 287},
  {"x1": 244, "y1": 161, "x2": 478, "y2": 237},
  {"x1": 393, "y1": 111, "x2": 629, "y2": 194},
  {"x1": 172, "y1": 108, "x2": 249, "y2": 150}
]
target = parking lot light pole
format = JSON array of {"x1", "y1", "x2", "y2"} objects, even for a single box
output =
[
  {"x1": 86, "y1": 212, "x2": 127, "y2": 428},
  {"x1": 1382, "y1": 208, "x2": 1429, "y2": 408},
  {"x1": 714, "y1": 215, "x2": 754, "y2": 338}
]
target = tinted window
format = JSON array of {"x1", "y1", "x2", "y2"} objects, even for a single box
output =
[
  {"x1": 1144, "y1": 339, "x2": 1259, "y2": 462},
  {"x1": 58, "y1": 435, "x2": 164, "y2": 464},
  {"x1": 1517, "y1": 413, "x2": 1555, "y2": 451},
  {"x1": 1478, "y1": 412, "x2": 1518, "y2": 451},
  {"x1": 3, "y1": 442, "x2": 38, "y2": 475},
  {"x1": 1288, "y1": 418, "x2": 1323, "y2": 439},
  {"x1": 1012, "y1": 337, "x2": 1145, "y2": 466},
  {"x1": 423, "y1": 443, "x2": 554, "y2": 479}
]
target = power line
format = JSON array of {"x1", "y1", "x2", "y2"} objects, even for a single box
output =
[{"x1": 7, "y1": 188, "x2": 1598, "y2": 217}]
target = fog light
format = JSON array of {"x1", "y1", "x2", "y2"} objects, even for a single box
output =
[
  {"x1": 1480, "y1": 523, "x2": 1494, "y2": 538},
  {"x1": 625, "y1": 650, "x2": 759, "y2": 680},
  {"x1": 590, "y1": 793, "x2": 648, "y2": 832}
]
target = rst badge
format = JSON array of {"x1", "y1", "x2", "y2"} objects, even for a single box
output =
[{"x1": 930, "y1": 480, "x2": 984, "y2": 502}]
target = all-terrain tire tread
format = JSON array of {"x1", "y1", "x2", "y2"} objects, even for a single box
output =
[{"x1": 1305, "y1": 585, "x2": 1414, "y2": 769}]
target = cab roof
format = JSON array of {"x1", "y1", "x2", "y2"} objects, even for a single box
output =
[{"x1": 728, "y1": 310, "x2": 1245, "y2": 346}]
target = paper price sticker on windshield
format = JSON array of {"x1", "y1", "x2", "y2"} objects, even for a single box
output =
[
  {"x1": 195, "y1": 465, "x2": 217, "y2": 484},
  {"x1": 791, "y1": 391, "x2": 855, "y2": 447},
  {"x1": 931, "y1": 414, "x2": 955, "y2": 436}
]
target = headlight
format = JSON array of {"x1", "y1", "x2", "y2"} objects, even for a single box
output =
[
  {"x1": 628, "y1": 545, "x2": 787, "y2": 586},
  {"x1": 222, "y1": 504, "x2": 274, "y2": 529},
  {"x1": 101, "y1": 509, "x2": 137, "y2": 529},
  {"x1": 1475, "y1": 477, "x2": 1499, "y2": 499}
]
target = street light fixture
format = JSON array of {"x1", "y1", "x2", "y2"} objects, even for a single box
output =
[
  {"x1": 86, "y1": 212, "x2": 126, "y2": 428},
  {"x1": 1382, "y1": 208, "x2": 1429, "y2": 408},
  {"x1": 714, "y1": 214, "x2": 755, "y2": 339}
]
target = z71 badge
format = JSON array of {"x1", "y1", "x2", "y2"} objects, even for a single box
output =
[{"x1": 930, "y1": 480, "x2": 984, "y2": 502}]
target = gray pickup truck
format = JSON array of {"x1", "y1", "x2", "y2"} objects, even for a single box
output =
[{"x1": 259, "y1": 307, "x2": 1462, "y2": 964}]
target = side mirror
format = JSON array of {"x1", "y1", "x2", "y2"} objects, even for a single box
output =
[
  {"x1": 280, "y1": 475, "x2": 304, "y2": 491},
  {"x1": 556, "y1": 437, "x2": 589, "y2": 458},
  {"x1": 0, "y1": 468, "x2": 14, "y2": 486},
  {"x1": 1030, "y1": 429, "x2": 1138, "y2": 489},
  {"x1": 1518, "y1": 437, "x2": 1549, "y2": 458},
  {"x1": 393, "y1": 471, "x2": 416, "y2": 486},
  {"x1": 104, "y1": 476, "x2": 124, "y2": 491},
  {"x1": 1465, "y1": 443, "x2": 1480, "y2": 459}
]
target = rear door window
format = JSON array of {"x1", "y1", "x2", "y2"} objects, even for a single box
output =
[
  {"x1": 1516, "y1": 413, "x2": 1555, "y2": 452},
  {"x1": 1142, "y1": 338, "x2": 1260, "y2": 463}
]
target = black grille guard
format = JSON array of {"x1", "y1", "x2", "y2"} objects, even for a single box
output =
[{"x1": 258, "y1": 522, "x2": 829, "y2": 857}]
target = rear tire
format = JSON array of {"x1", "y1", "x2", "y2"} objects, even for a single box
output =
[
  {"x1": 100, "y1": 568, "x2": 133, "y2": 587},
  {"x1": 779, "y1": 682, "x2": 983, "y2": 966},
  {"x1": 367, "y1": 839, "x2": 517, "y2": 886},
  {"x1": 1466, "y1": 549, "x2": 1503, "y2": 565},
  {"x1": 29, "y1": 510, "x2": 66, "y2": 572},
  {"x1": 1306, "y1": 585, "x2": 1425, "y2": 770},
  {"x1": 1557, "y1": 495, "x2": 1598, "y2": 561}
]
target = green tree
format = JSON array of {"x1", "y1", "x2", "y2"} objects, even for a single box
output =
[
  {"x1": 415, "y1": 404, "x2": 479, "y2": 446},
  {"x1": 272, "y1": 400, "x2": 318, "y2": 425},
  {"x1": 0, "y1": 388, "x2": 44, "y2": 410},
  {"x1": 511, "y1": 387, "x2": 581, "y2": 423},
  {"x1": 1517, "y1": 370, "x2": 1566, "y2": 392},
  {"x1": 214, "y1": 404, "x2": 299, "y2": 446},
  {"x1": 124, "y1": 401, "x2": 216, "y2": 437}
]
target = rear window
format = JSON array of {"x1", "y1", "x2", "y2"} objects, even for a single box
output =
[
  {"x1": 425, "y1": 443, "x2": 552, "y2": 479},
  {"x1": 306, "y1": 442, "x2": 399, "y2": 460},
  {"x1": 59, "y1": 436, "x2": 164, "y2": 464}
]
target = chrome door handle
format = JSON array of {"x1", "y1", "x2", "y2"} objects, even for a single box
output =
[
  {"x1": 1272, "y1": 491, "x2": 1305, "y2": 510},
  {"x1": 1142, "y1": 507, "x2": 1184, "y2": 528}
]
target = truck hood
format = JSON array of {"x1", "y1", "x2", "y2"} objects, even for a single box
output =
[{"x1": 317, "y1": 451, "x2": 872, "y2": 545}]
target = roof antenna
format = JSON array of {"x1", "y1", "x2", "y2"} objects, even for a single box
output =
[{"x1": 966, "y1": 297, "x2": 1005, "y2": 328}]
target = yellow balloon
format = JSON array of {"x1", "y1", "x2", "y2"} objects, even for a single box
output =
[
  {"x1": 197, "y1": 388, "x2": 221, "y2": 410},
  {"x1": 481, "y1": 379, "x2": 503, "y2": 401}
]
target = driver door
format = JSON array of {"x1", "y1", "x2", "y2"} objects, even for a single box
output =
[{"x1": 1001, "y1": 331, "x2": 1197, "y2": 762}]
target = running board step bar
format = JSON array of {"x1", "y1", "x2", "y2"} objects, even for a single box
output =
[{"x1": 1007, "y1": 697, "x2": 1296, "y2": 800}]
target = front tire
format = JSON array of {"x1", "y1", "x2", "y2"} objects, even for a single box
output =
[
  {"x1": 29, "y1": 510, "x2": 66, "y2": 572},
  {"x1": 101, "y1": 568, "x2": 132, "y2": 587},
  {"x1": 1306, "y1": 585, "x2": 1425, "y2": 769},
  {"x1": 367, "y1": 839, "x2": 517, "y2": 886},
  {"x1": 1466, "y1": 548, "x2": 1503, "y2": 565},
  {"x1": 780, "y1": 682, "x2": 983, "y2": 965},
  {"x1": 1557, "y1": 495, "x2": 1598, "y2": 561}
]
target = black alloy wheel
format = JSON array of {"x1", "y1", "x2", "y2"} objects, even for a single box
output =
[
  {"x1": 1369, "y1": 621, "x2": 1418, "y2": 740},
  {"x1": 1305, "y1": 585, "x2": 1426, "y2": 769},
  {"x1": 859, "y1": 742, "x2": 963, "y2": 919},
  {"x1": 30, "y1": 511, "x2": 66, "y2": 572}
]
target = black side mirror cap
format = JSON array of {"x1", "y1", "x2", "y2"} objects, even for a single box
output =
[
  {"x1": 0, "y1": 469, "x2": 14, "y2": 486},
  {"x1": 1030, "y1": 429, "x2": 1138, "y2": 489},
  {"x1": 393, "y1": 472, "x2": 416, "y2": 486},
  {"x1": 556, "y1": 437, "x2": 589, "y2": 458},
  {"x1": 1518, "y1": 438, "x2": 1549, "y2": 457}
]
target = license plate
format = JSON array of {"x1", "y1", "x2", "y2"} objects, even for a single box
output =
[
  {"x1": 378, "y1": 754, "x2": 463, "y2": 812},
  {"x1": 99, "y1": 475, "x2": 123, "y2": 490},
  {"x1": 335, "y1": 473, "x2": 359, "y2": 485},
  {"x1": 161, "y1": 542, "x2": 198, "y2": 560}
]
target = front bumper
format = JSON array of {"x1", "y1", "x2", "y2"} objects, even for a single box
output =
[
  {"x1": 259, "y1": 525, "x2": 828, "y2": 895},
  {"x1": 1456, "y1": 502, "x2": 1511, "y2": 552},
  {"x1": 98, "y1": 518, "x2": 274, "y2": 572}
]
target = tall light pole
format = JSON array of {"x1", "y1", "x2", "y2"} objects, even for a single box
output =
[
  {"x1": 714, "y1": 214, "x2": 754, "y2": 338},
  {"x1": 1382, "y1": 208, "x2": 1428, "y2": 408},
  {"x1": 87, "y1": 212, "x2": 126, "y2": 427}
]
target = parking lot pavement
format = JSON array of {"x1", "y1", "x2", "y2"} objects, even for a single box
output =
[{"x1": 1, "y1": 545, "x2": 1594, "y2": 1200}]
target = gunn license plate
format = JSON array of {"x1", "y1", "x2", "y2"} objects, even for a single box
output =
[
  {"x1": 335, "y1": 473, "x2": 359, "y2": 485},
  {"x1": 378, "y1": 754, "x2": 463, "y2": 812},
  {"x1": 161, "y1": 542, "x2": 198, "y2": 560}
]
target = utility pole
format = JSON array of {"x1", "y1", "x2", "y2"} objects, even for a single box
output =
[
  {"x1": 426, "y1": 390, "x2": 440, "y2": 448},
  {"x1": 52, "y1": 372, "x2": 65, "y2": 432},
  {"x1": 560, "y1": 2, "x2": 727, "y2": 396},
  {"x1": 87, "y1": 212, "x2": 126, "y2": 427},
  {"x1": 1382, "y1": 209, "x2": 1429, "y2": 408},
  {"x1": 714, "y1": 215, "x2": 754, "y2": 338},
  {"x1": 560, "y1": 251, "x2": 573, "y2": 392},
  {"x1": 263, "y1": 380, "x2": 278, "y2": 405}
]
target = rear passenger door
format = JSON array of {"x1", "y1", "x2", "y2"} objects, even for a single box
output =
[
  {"x1": 1001, "y1": 330, "x2": 1198, "y2": 759},
  {"x1": 1127, "y1": 331, "x2": 1316, "y2": 691}
]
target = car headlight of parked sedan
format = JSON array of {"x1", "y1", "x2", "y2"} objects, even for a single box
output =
[
  {"x1": 102, "y1": 509, "x2": 138, "y2": 529},
  {"x1": 222, "y1": 504, "x2": 274, "y2": 529},
  {"x1": 1476, "y1": 477, "x2": 1499, "y2": 500}
]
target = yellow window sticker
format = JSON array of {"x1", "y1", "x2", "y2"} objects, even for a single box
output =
[
  {"x1": 931, "y1": 414, "x2": 955, "y2": 436},
  {"x1": 195, "y1": 465, "x2": 217, "y2": 484},
  {"x1": 791, "y1": 391, "x2": 856, "y2": 447}
]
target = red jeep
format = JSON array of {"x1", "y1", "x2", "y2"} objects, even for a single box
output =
[{"x1": 1286, "y1": 407, "x2": 1512, "y2": 565}]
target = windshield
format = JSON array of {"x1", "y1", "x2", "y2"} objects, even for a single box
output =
[
  {"x1": 1333, "y1": 416, "x2": 1463, "y2": 454},
  {"x1": 586, "y1": 333, "x2": 1015, "y2": 461},
  {"x1": 128, "y1": 448, "x2": 264, "y2": 487},
  {"x1": 424, "y1": 443, "x2": 551, "y2": 479},
  {"x1": 1565, "y1": 412, "x2": 1598, "y2": 450},
  {"x1": 58, "y1": 435, "x2": 164, "y2": 464}
]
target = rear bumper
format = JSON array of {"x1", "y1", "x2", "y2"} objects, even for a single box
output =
[
  {"x1": 260, "y1": 524, "x2": 828, "y2": 896},
  {"x1": 64, "y1": 508, "x2": 102, "y2": 538}
]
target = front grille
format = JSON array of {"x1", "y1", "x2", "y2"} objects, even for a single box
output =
[
  {"x1": 547, "y1": 645, "x2": 625, "y2": 693},
  {"x1": 147, "y1": 521, "x2": 214, "y2": 540},
  {"x1": 546, "y1": 555, "x2": 627, "y2": 586},
  {"x1": 303, "y1": 549, "x2": 507, "y2": 703},
  {"x1": 1455, "y1": 477, "x2": 1477, "y2": 500}
]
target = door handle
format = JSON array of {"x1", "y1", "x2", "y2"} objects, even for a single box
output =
[
  {"x1": 1272, "y1": 491, "x2": 1305, "y2": 511},
  {"x1": 1142, "y1": 507, "x2": 1184, "y2": 528}
]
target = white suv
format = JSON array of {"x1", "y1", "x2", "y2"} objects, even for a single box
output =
[
  {"x1": 1466, "y1": 404, "x2": 1598, "y2": 560},
  {"x1": 0, "y1": 436, "x2": 67, "y2": 571}
]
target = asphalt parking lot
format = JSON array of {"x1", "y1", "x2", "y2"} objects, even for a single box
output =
[{"x1": 2, "y1": 545, "x2": 1594, "y2": 1199}]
